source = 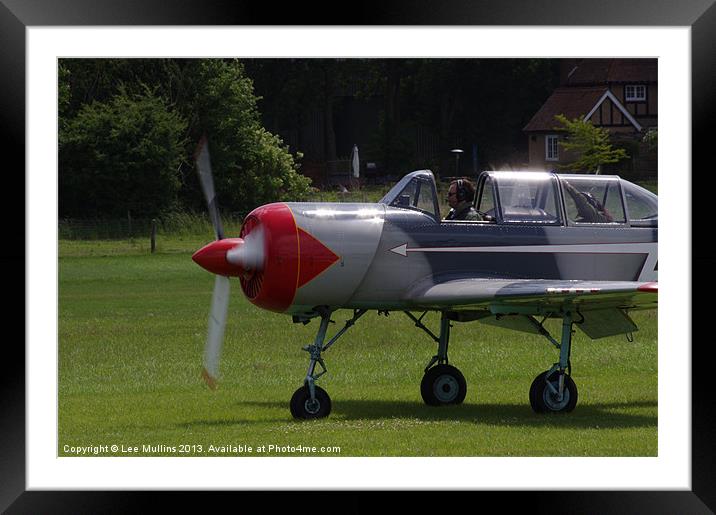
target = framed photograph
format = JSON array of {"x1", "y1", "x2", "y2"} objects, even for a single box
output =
[{"x1": 3, "y1": 0, "x2": 713, "y2": 511}]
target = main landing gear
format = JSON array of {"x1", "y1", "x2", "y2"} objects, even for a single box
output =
[
  {"x1": 289, "y1": 307, "x2": 580, "y2": 419},
  {"x1": 407, "y1": 308, "x2": 581, "y2": 413},
  {"x1": 405, "y1": 311, "x2": 467, "y2": 406},
  {"x1": 527, "y1": 310, "x2": 578, "y2": 413}
]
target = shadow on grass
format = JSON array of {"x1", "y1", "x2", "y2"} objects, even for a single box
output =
[
  {"x1": 174, "y1": 398, "x2": 657, "y2": 430},
  {"x1": 314, "y1": 400, "x2": 654, "y2": 429}
]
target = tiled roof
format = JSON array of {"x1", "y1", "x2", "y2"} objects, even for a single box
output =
[
  {"x1": 566, "y1": 58, "x2": 657, "y2": 85},
  {"x1": 523, "y1": 87, "x2": 608, "y2": 132}
]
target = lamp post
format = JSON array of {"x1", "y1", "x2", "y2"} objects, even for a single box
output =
[{"x1": 450, "y1": 148, "x2": 464, "y2": 177}]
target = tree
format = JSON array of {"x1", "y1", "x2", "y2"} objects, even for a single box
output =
[
  {"x1": 553, "y1": 114, "x2": 629, "y2": 174},
  {"x1": 189, "y1": 60, "x2": 312, "y2": 214},
  {"x1": 58, "y1": 58, "x2": 313, "y2": 218},
  {"x1": 59, "y1": 87, "x2": 187, "y2": 218},
  {"x1": 642, "y1": 128, "x2": 657, "y2": 151},
  {"x1": 58, "y1": 63, "x2": 71, "y2": 121}
]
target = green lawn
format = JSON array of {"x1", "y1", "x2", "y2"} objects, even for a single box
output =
[{"x1": 58, "y1": 248, "x2": 657, "y2": 457}]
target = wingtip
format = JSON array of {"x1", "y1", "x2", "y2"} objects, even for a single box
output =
[
  {"x1": 201, "y1": 368, "x2": 218, "y2": 390},
  {"x1": 638, "y1": 282, "x2": 658, "y2": 293}
]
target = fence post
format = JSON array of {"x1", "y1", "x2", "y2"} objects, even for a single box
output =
[{"x1": 151, "y1": 219, "x2": 157, "y2": 254}]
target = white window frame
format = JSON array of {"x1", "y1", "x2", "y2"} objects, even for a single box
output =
[
  {"x1": 625, "y1": 84, "x2": 646, "y2": 102},
  {"x1": 545, "y1": 134, "x2": 559, "y2": 161}
]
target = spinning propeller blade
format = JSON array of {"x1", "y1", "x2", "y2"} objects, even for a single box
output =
[
  {"x1": 193, "y1": 136, "x2": 269, "y2": 388},
  {"x1": 195, "y1": 136, "x2": 224, "y2": 241},
  {"x1": 202, "y1": 275, "x2": 231, "y2": 389},
  {"x1": 194, "y1": 135, "x2": 233, "y2": 388}
]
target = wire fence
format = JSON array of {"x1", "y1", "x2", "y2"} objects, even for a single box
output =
[
  {"x1": 58, "y1": 184, "x2": 401, "y2": 241},
  {"x1": 58, "y1": 189, "x2": 395, "y2": 241},
  {"x1": 58, "y1": 215, "x2": 240, "y2": 241},
  {"x1": 59, "y1": 218, "x2": 152, "y2": 240}
]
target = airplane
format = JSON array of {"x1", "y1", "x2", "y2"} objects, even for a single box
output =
[{"x1": 191, "y1": 138, "x2": 658, "y2": 419}]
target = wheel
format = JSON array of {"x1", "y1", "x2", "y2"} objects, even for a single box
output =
[
  {"x1": 420, "y1": 364, "x2": 467, "y2": 406},
  {"x1": 529, "y1": 370, "x2": 578, "y2": 413},
  {"x1": 290, "y1": 385, "x2": 332, "y2": 419}
]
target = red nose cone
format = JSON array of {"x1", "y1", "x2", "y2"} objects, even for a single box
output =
[{"x1": 192, "y1": 238, "x2": 245, "y2": 276}]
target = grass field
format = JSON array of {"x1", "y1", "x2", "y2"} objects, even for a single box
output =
[{"x1": 58, "y1": 236, "x2": 658, "y2": 457}]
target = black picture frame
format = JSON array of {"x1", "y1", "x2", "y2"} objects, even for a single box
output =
[{"x1": 2, "y1": 1, "x2": 713, "y2": 512}]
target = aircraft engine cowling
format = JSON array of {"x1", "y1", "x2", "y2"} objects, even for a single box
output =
[
  {"x1": 245, "y1": 202, "x2": 387, "y2": 314},
  {"x1": 283, "y1": 202, "x2": 386, "y2": 313},
  {"x1": 237, "y1": 202, "x2": 309, "y2": 313},
  {"x1": 194, "y1": 202, "x2": 386, "y2": 314}
]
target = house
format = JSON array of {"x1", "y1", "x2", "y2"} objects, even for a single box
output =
[{"x1": 523, "y1": 59, "x2": 657, "y2": 174}]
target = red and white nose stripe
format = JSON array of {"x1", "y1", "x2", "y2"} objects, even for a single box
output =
[{"x1": 193, "y1": 203, "x2": 340, "y2": 313}]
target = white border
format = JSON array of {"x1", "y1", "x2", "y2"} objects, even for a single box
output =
[{"x1": 28, "y1": 27, "x2": 691, "y2": 490}]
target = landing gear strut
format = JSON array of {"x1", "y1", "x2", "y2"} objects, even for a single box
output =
[
  {"x1": 529, "y1": 310, "x2": 579, "y2": 413},
  {"x1": 289, "y1": 307, "x2": 367, "y2": 419},
  {"x1": 405, "y1": 311, "x2": 467, "y2": 406}
]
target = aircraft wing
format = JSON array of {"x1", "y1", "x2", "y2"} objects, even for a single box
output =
[
  {"x1": 406, "y1": 278, "x2": 658, "y2": 313},
  {"x1": 405, "y1": 278, "x2": 656, "y2": 339}
]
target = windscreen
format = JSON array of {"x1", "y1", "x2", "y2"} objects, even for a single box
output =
[
  {"x1": 381, "y1": 171, "x2": 439, "y2": 219},
  {"x1": 622, "y1": 181, "x2": 658, "y2": 224}
]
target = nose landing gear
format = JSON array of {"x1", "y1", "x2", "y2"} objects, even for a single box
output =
[
  {"x1": 290, "y1": 384, "x2": 332, "y2": 419},
  {"x1": 290, "y1": 308, "x2": 367, "y2": 419}
]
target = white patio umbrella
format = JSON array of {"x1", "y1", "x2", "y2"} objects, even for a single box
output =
[{"x1": 351, "y1": 144, "x2": 360, "y2": 179}]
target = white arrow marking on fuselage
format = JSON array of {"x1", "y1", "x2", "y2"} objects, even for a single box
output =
[
  {"x1": 389, "y1": 242, "x2": 656, "y2": 256},
  {"x1": 390, "y1": 243, "x2": 409, "y2": 256}
]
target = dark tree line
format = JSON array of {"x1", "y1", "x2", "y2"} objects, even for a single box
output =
[
  {"x1": 59, "y1": 58, "x2": 559, "y2": 219},
  {"x1": 244, "y1": 58, "x2": 560, "y2": 176},
  {"x1": 59, "y1": 59, "x2": 312, "y2": 219}
]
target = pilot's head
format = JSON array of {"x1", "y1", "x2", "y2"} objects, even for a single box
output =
[{"x1": 447, "y1": 178, "x2": 475, "y2": 209}]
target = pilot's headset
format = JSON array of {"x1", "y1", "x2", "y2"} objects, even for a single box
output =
[{"x1": 455, "y1": 179, "x2": 474, "y2": 203}]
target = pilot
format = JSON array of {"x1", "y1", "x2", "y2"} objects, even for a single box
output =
[{"x1": 445, "y1": 178, "x2": 482, "y2": 221}]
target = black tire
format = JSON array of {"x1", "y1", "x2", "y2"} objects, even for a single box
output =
[
  {"x1": 290, "y1": 385, "x2": 332, "y2": 419},
  {"x1": 421, "y1": 364, "x2": 467, "y2": 406},
  {"x1": 529, "y1": 370, "x2": 578, "y2": 413}
]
